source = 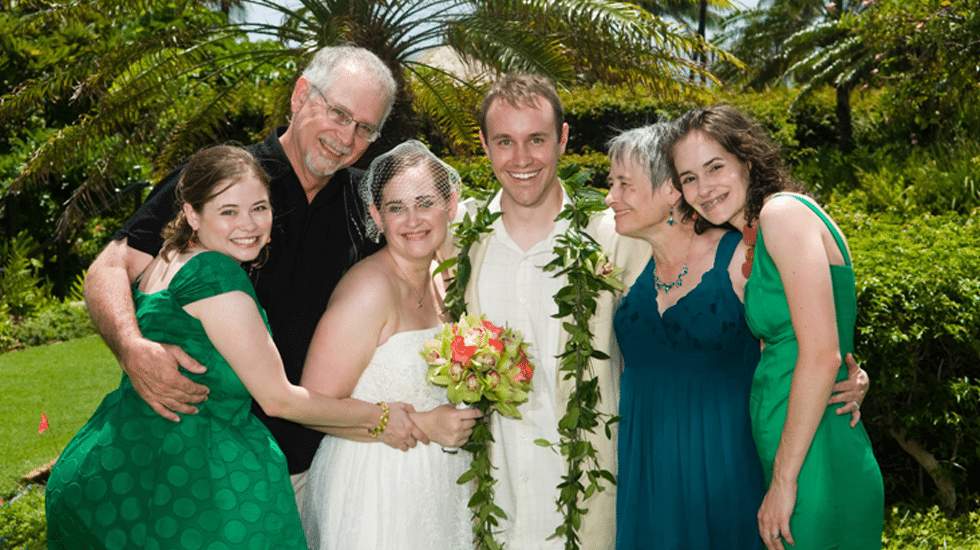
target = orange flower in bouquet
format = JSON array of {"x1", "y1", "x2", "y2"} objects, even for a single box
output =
[{"x1": 422, "y1": 314, "x2": 534, "y2": 419}]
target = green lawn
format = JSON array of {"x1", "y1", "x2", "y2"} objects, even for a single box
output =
[{"x1": 0, "y1": 335, "x2": 119, "y2": 496}]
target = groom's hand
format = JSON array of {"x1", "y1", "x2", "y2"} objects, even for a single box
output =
[{"x1": 383, "y1": 402, "x2": 428, "y2": 451}]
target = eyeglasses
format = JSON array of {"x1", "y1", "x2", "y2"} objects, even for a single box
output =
[{"x1": 309, "y1": 84, "x2": 381, "y2": 143}]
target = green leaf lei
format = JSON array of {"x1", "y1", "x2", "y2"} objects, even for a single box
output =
[
  {"x1": 437, "y1": 204, "x2": 505, "y2": 550},
  {"x1": 440, "y1": 165, "x2": 622, "y2": 549},
  {"x1": 541, "y1": 166, "x2": 623, "y2": 549}
]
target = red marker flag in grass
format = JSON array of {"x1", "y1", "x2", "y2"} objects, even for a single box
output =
[{"x1": 38, "y1": 412, "x2": 49, "y2": 434}]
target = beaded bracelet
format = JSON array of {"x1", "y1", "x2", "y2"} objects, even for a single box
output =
[{"x1": 369, "y1": 401, "x2": 390, "y2": 439}]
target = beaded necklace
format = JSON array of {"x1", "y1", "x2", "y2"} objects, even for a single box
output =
[
  {"x1": 654, "y1": 264, "x2": 688, "y2": 293},
  {"x1": 653, "y1": 231, "x2": 694, "y2": 294}
]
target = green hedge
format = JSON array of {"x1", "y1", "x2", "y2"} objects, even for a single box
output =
[
  {"x1": 835, "y1": 204, "x2": 980, "y2": 512},
  {"x1": 4, "y1": 302, "x2": 94, "y2": 351},
  {"x1": 0, "y1": 486, "x2": 45, "y2": 549},
  {"x1": 555, "y1": 84, "x2": 860, "y2": 160},
  {"x1": 559, "y1": 84, "x2": 700, "y2": 155},
  {"x1": 0, "y1": 232, "x2": 94, "y2": 352},
  {"x1": 883, "y1": 504, "x2": 980, "y2": 549},
  {"x1": 817, "y1": 141, "x2": 980, "y2": 216}
]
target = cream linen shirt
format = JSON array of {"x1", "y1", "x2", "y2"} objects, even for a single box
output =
[{"x1": 476, "y1": 191, "x2": 569, "y2": 549}]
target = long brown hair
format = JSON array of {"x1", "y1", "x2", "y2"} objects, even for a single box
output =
[
  {"x1": 665, "y1": 105, "x2": 802, "y2": 232},
  {"x1": 160, "y1": 145, "x2": 270, "y2": 260}
]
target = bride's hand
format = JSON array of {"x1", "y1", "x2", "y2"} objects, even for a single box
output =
[
  {"x1": 381, "y1": 402, "x2": 429, "y2": 451},
  {"x1": 414, "y1": 405, "x2": 483, "y2": 448}
]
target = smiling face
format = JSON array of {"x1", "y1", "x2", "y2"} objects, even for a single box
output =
[
  {"x1": 289, "y1": 66, "x2": 388, "y2": 180},
  {"x1": 184, "y1": 174, "x2": 272, "y2": 263},
  {"x1": 479, "y1": 96, "x2": 568, "y2": 212},
  {"x1": 672, "y1": 129, "x2": 752, "y2": 229},
  {"x1": 369, "y1": 163, "x2": 456, "y2": 261},
  {"x1": 605, "y1": 157, "x2": 673, "y2": 238}
]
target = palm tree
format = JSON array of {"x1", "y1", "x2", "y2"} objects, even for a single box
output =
[
  {"x1": 718, "y1": 0, "x2": 875, "y2": 151},
  {"x1": 634, "y1": 0, "x2": 734, "y2": 80},
  {"x1": 1, "y1": 0, "x2": 731, "y2": 237},
  {"x1": 781, "y1": 3, "x2": 875, "y2": 152}
]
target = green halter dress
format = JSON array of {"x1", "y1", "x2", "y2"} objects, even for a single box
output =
[
  {"x1": 46, "y1": 251, "x2": 306, "y2": 549},
  {"x1": 744, "y1": 194, "x2": 883, "y2": 549}
]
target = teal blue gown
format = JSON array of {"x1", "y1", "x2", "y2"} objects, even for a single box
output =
[{"x1": 614, "y1": 231, "x2": 764, "y2": 549}]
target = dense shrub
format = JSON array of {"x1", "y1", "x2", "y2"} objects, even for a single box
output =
[
  {"x1": 0, "y1": 232, "x2": 52, "y2": 319},
  {"x1": 7, "y1": 302, "x2": 94, "y2": 350},
  {"x1": 559, "y1": 84, "x2": 702, "y2": 154},
  {"x1": 0, "y1": 486, "x2": 46, "y2": 550},
  {"x1": 824, "y1": 141, "x2": 980, "y2": 216},
  {"x1": 555, "y1": 84, "x2": 864, "y2": 163},
  {"x1": 835, "y1": 204, "x2": 980, "y2": 512},
  {"x1": 0, "y1": 232, "x2": 94, "y2": 352},
  {"x1": 883, "y1": 504, "x2": 980, "y2": 549}
]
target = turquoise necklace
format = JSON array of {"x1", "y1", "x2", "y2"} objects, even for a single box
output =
[
  {"x1": 653, "y1": 232, "x2": 693, "y2": 294},
  {"x1": 654, "y1": 264, "x2": 688, "y2": 294}
]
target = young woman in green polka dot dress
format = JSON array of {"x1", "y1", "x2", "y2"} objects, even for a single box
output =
[{"x1": 46, "y1": 146, "x2": 419, "y2": 549}]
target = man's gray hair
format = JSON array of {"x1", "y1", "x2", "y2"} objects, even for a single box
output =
[
  {"x1": 607, "y1": 122, "x2": 675, "y2": 189},
  {"x1": 302, "y1": 45, "x2": 398, "y2": 129}
]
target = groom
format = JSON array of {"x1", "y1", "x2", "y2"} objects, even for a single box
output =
[{"x1": 460, "y1": 73, "x2": 648, "y2": 549}]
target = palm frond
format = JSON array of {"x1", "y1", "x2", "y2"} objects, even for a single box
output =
[{"x1": 405, "y1": 64, "x2": 483, "y2": 154}]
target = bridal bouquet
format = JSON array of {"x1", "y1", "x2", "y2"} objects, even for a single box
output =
[{"x1": 421, "y1": 314, "x2": 534, "y2": 418}]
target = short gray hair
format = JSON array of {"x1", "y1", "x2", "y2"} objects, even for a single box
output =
[
  {"x1": 302, "y1": 45, "x2": 398, "y2": 129},
  {"x1": 607, "y1": 122, "x2": 674, "y2": 190}
]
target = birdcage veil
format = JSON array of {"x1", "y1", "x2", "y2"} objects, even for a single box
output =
[{"x1": 359, "y1": 140, "x2": 462, "y2": 242}]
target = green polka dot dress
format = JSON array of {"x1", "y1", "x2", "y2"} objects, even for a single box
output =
[{"x1": 46, "y1": 252, "x2": 307, "y2": 549}]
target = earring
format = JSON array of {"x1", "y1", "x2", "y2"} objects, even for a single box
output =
[{"x1": 667, "y1": 208, "x2": 676, "y2": 226}]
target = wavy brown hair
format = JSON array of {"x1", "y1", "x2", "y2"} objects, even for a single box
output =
[
  {"x1": 160, "y1": 145, "x2": 270, "y2": 260},
  {"x1": 665, "y1": 105, "x2": 803, "y2": 233}
]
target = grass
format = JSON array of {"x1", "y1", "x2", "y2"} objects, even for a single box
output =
[{"x1": 0, "y1": 335, "x2": 119, "y2": 497}]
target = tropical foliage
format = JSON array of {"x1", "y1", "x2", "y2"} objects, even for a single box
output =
[
  {"x1": 1, "y1": 0, "x2": 726, "y2": 238},
  {"x1": 1, "y1": 0, "x2": 978, "y2": 543}
]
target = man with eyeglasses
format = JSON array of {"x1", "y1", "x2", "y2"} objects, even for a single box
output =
[{"x1": 83, "y1": 45, "x2": 413, "y2": 505}]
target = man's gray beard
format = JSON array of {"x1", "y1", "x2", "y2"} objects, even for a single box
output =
[{"x1": 304, "y1": 151, "x2": 341, "y2": 178}]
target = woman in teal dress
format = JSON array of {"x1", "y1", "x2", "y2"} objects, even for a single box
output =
[
  {"x1": 667, "y1": 105, "x2": 884, "y2": 549},
  {"x1": 46, "y1": 146, "x2": 419, "y2": 549},
  {"x1": 606, "y1": 125, "x2": 868, "y2": 549}
]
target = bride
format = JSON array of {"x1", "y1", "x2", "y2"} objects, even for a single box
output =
[{"x1": 299, "y1": 141, "x2": 481, "y2": 549}]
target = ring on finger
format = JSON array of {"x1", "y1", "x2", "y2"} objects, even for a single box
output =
[{"x1": 852, "y1": 400, "x2": 860, "y2": 410}]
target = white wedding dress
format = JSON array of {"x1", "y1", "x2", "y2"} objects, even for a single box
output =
[{"x1": 301, "y1": 328, "x2": 474, "y2": 549}]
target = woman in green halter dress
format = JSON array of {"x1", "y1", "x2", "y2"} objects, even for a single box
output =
[
  {"x1": 667, "y1": 106, "x2": 883, "y2": 549},
  {"x1": 46, "y1": 146, "x2": 418, "y2": 549}
]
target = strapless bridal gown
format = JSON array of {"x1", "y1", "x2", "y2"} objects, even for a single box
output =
[{"x1": 301, "y1": 328, "x2": 474, "y2": 549}]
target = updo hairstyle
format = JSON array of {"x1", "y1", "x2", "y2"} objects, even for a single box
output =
[{"x1": 160, "y1": 145, "x2": 270, "y2": 260}]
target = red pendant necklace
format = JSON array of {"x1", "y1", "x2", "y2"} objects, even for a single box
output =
[{"x1": 741, "y1": 222, "x2": 757, "y2": 279}]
